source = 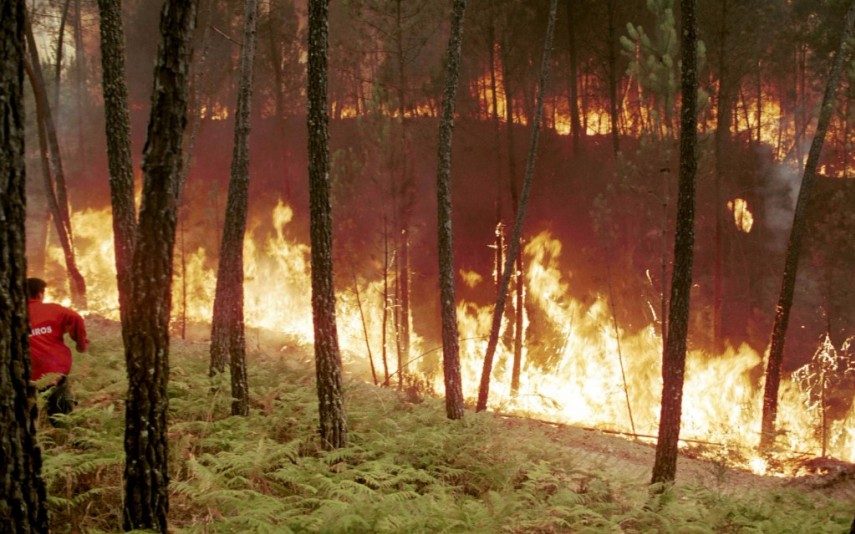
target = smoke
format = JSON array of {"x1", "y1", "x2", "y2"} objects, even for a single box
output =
[{"x1": 763, "y1": 161, "x2": 801, "y2": 251}]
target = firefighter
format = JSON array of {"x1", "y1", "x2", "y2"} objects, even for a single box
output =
[{"x1": 26, "y1": 277, "x2": 89, "y2": 422}]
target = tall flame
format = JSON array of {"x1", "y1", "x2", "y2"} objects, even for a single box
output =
[{"x1": 45, "y1": 206, "x2": 854, "y2": 470}]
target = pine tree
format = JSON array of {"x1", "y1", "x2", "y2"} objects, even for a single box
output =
[
  {"x1": 308, "y1": 0, "x2": 347, "y2": 449},
  {"x1": 122, "y1": 0, "x2": 197, "y2": 530},
  {"x1": 435, "y1": 0, "x2": 468, "y2": 421},
  {"x1": 760, "y1": 0, "x2": 855, "y2": 451},
  {"x1": 210, "y1": 0, "x2": 260, "y2": 417},
  {"x1": 650, "y1": 0, "x2": 699, "y2": 485},
  {"x1": 477, "y1": 0, "x2": 559, "y2": 412},
  {"x1": 1, "y1": 2, "x2": 49, "y2": 531},
  {"x1": 96, "y1": 0, "x2": 137, "y2": 335}
]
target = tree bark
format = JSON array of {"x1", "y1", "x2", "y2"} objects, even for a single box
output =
[
  {"x1": 435, "y1": 0, "x2": 468, "y2": 421},
  {"x1": 0, "y1": 1, "x2": 50, "y2": 529},
  {"x1": 477, "y1": 0, "x2": 559, "y2": 412},
  {"x1": 54, "y1": 0, "x2": 72, "y2": 112},
  {"x1": 606, "y1": 0, "x2": 620, "y2": 155},
  {"x1": 565, "y1": 0, "x2": 581, "y2": 154},
  {"x1": 712, "y1": 0, "x2": 730, "y2": 351},
  {"x1": 650, "y1": 0, "x2": 698, "y2": 486},
  {"x1": 210, "y1": 0, "x2": 259, "y2": 417},
  {"x1": 122, "y1": 1, "x2": 197, "y2": 530},
  {"x1": 97, "y1": 0, "x2": 137, "y2": 335},
  {"x1": 307, "y1": 0, "x2": 347, "y2": 449},
  {"x1": 24, "y1": 12, "x2": 86, "y2": 307},
  {"x1": 760, "y1": 1, "x2": 855, "y2": 451}
]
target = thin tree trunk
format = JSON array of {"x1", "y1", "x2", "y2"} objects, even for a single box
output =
[
  {"x1": 73, "y1": 0, "x2": 87, "y2": 165},
  {"x1": 97, "y1": 0, "x2": 137, "y2": 336},
  {"x1": 477, "y1": 0, "x2": 559, "y2": 412},
  {"x1": 0, "y1": 1, "x2": 49, "y2": 528},
  {"x1": 25, "y1": 58, "x2": 86, "y2": 309},
  {"x1": 307, "y1": 0, "x2": 347, "y2": 449},
  {"x1": 606, "y1": 0, "x2": 620, "y2": 155},
  {"x1": 209, "y1": 0, "x2": 259, "y2": 418},
  {"x1": 435, "y1": 0, "x2": 468, "y2": 420},
  {"x1": 760, "y1": 1, "x2": 855, "y2": 451},
  {"x1": 650, "y1": 0, "x2": 699, "y2": 485},
  {"x1": 565, "y1": 0, "x2": 581, "y2": 154},
  {"x1": 122, "y1": 1, "x2": 197, "y2": 530},
  {"x1": 510, "y1": 252, "x2": 524, "y2": 394},
  {"x1": 712, "y1": 0, "x2": 730, "y2": 351},
  {"x1": 54, "y1": 0, "x2": 72, "y2": 112},
  {"x1": 24, "y1": 11, "x2": 86, "y2": 306},
  {"x1": 353, "y1": 279, "x2": 377, "y2": 385},
  {"x1": 381, "y1": 216, "x2": 390, "y2": 385}
]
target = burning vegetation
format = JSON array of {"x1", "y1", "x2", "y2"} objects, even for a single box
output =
[{"x1": 2, "y1": 0, "x2": 855, "y2": 531}]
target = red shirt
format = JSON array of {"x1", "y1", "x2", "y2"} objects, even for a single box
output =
[{"x1": 28, "y1": 299, "x2": 89, "y2": 381}]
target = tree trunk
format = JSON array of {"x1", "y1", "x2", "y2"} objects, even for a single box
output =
[
  {"x1": 210, "y1": 0, "x2": 259, "y2": 418},
  {"x1": 381, "y1": 217, "x2": 390, "y2": 385},
  {"x1": 307, "y1": 0, "x2": 347, "y2": 449},
  {"x1": 477, "y1": 0, "x2": 559, "y2": 412},
  {"x1": 435, "y1": 0, "x2": 468, "y2": 421},
  {"x1": 54, "y1": 0, "x2": 72, "y2": 112},
  {"x1": 606, "y1": 0, "x2": 620, "y2": 155},
  {"x1": 0, "y1": 2, "x2": 50, "y2": 529},
  {"x1": 650, "y1": 0, "x2": 699, "y2": 486},
  {"x1": 510, "y1": 252, "x2": 524, "y2": 394},
  {"x1": 712, "y1": 0, "x2": 730, "y2": 351},
  {"x1": 760, "y1": 1, "x2": 855, "y2": 451},
  {"x1": 73, "y1": 0, "x2": 87, "y2": 166},
  {"x1": 97, "y1": 0, "x2": 137, "y2": 335},
  {"x1": 122, "y1": 1, "x2": 197, "y2": 530},
  {"x1": 24, "y1": 12, "x2": 86, "y2": 307},
  {"x1": 565, "y1": 0, "x2": 581, "y2": 154}
]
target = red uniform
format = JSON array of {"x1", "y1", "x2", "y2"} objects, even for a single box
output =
[{"x1": 28, "y1": 299, "x2": 89, "y2": 381}]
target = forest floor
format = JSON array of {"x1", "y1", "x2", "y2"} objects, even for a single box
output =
[{"x1": 39, "y1": 317, "x2": 854, "y2": 533}]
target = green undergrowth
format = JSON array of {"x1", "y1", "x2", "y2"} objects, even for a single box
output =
[{"x1": 39, "y1": 322, "x2": 852, "y2": 533}]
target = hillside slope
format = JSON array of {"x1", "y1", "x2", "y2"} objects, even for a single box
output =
[{"x1": 38, "y1": 319, "x2": 854, "y2": 533}]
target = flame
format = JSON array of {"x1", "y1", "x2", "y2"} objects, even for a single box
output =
[
  {"x1": 45, "y1": 207, "x2": 854, "y2": 470},
  {"x1": 727, "y1": 198, "x2": 754, "y2": 233},
  {"x1": 459, "y1": 269, "x2": 483, "y2": 288}
]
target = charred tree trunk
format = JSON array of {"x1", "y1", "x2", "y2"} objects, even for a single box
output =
[
  {"x1": 210, "y1": 0, "x2": 259, "y2": 418},
  {"x1": 307, "y1": 0, "x2": 347, "y2": 449},
  {"x1": 122, "y1": 1, "x2": 197, "y2": 530},
  {"x1": 477, "y1": 0, "x2": 559, "y2": 412},
  {"x1": 73, "y1": 0, "x2": 87, "y2": 166},
  {"x1": 381, "y1": 217, "x2": 390, "y2": 385},
  {"x1": 650, "y1": 0, "x2": 698, "y2": 486},
  {"x1": 97, "y1": 0, "x2": 137, "y2": 335},
  {"x1": 54, "y1": 0, "x2": 72, "y2": 112},
  {"x1": 435, "y1": 0, "x2": 468, "y2": 420},
  {"x1": 510, "y1": 252, "x2": 524, "y2": 394},
  {"x1": 24, "y1": 12, "x2": 86, "y2": 307},
  {"x1": 0, "y1": 1, "x2": 50, "y2": 529},
  {"x1": 565, "y1": 0, "x2": 581, "y2": 154},
  {"x1": 712, "y1": 0, "x2": 730, "y2": 351},
  {"x1": 606, "y1": 0, "x2": 620, "y2": 155},
  {"x1": 760, "y1": 1, "x2": 855, "y2": 451}
]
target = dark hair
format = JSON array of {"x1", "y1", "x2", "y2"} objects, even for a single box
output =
[{"x1": 27, "y1": 278, "x2": 47, "y2": 299}]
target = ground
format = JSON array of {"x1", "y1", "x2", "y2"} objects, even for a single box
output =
[{"x1": 38, "y1": 317, "x2": 854, "y2": 533}]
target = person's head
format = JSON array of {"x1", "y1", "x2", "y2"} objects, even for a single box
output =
[{"x1": 27, "y1": 278, "x2": 47, "y2": 301}]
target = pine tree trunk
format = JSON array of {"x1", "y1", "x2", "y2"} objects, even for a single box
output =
[
  {"x1": 760, "y1": 1, "x2": 855, "y2": 451},
  {"x1": 24, "y1": 12, "x2": 86, "y2": 307},
  {"x1": 307, "y1": 0, "x2": 347, "y2": 449},
  {"x1": 606, "y1": 0, "x2": 620, "y2": 155},
  {"x1": 97, "y1": 0, "x2": 137, "y2": 335},
  {"x1": 210, "y1": 0, "x2": 259, "y2": 417},
  {"x1": 122, "y1": 1, "x2": 197, "y2": 530},
  {"x1": 435, "y1": 0, "x2": 468, "y2": 421},
  {"x1": 0, "y1": 2, "x2": 50, "y2": 529},
  {"x1": 650, "y1": 0, "x2": 699, "y2": 486},
  {"x1": 477, "y1": 0, "x2": 559, "y2": 412},
  {"x1": 54, "y1": 0, "x2": 72, "y2": 112},
  {"x1": 510, "y1": 252, "x2": 524, "y2": 394},
  {"x1": 565, "y1": 0, "x2": 581, "y2": 154},
  {"x1": 712, "y1": 0, "x2": 730, "y2": 351}
]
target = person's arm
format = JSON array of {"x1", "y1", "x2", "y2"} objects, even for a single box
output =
[{"x1": 64, "y1": 308, "x2": 89, "y2": 352}]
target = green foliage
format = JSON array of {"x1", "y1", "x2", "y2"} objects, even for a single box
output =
[{"x1": 41, "y1": 325, "x2": 853, "y2": 532}]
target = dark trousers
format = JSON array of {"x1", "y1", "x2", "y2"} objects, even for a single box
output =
[{"x1": 42, "y1": 375, "x2": 74, "y2": 421}]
